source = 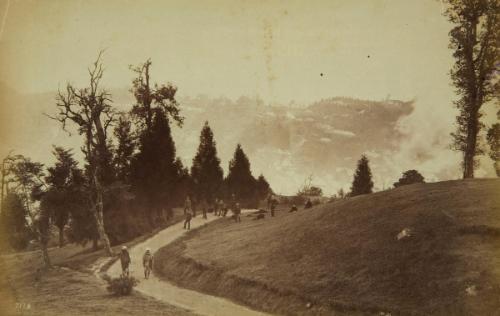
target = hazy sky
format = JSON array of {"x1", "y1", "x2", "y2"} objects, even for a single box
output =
[
  {"x1": 0, "y1": 0, "x2": 497, "y2": 192},
  {"x1": 1, "y1": 0, "x2": 454, "y2": 104}
]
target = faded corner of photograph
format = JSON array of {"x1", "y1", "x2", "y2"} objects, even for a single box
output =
[{"x1": 0, "y1": 0, "x2": 499, "y2": 315}]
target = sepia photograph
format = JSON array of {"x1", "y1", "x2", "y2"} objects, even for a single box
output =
[{"x1": 0, "y1": 0, "x2": 499, "y2": 315}]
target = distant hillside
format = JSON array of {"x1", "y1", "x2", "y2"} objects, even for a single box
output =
[
  {"x1": 154, "y1": 179, "x2": 500, "y2": 315},
  {"x1": 173, "y1": 95, "x2": 415, "y2": 194},
  {"x1": 1, "y1": 82, "x2": 417, "y2": 194}
]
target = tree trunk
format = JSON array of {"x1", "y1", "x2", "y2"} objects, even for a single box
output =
[
  {"x1": 58, "y1": 226, "x2": 64, "y2": 248},
  {"x1": 41, "y1": 242, "x2": 51, "y2": 268},
  {"x1": 463, "y1": 109, "x2": 479, "y2": 179},
  {"x1": 93, "y1": 173, "x2": 113, "y2": 256}
]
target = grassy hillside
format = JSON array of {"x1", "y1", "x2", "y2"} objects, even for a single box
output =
[{"x1": 155, "y1": 179, "x2": 500, "y2": 315}]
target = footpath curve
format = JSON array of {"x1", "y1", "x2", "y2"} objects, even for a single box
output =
[{"x1": 107, "y1": 211, "x2": 272, "y2": 316}]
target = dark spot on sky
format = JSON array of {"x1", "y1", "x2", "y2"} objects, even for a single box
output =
[
  {"x1": 320, "y1": 73, "x2": 324, "y2": 77},
  {"x1": 367, "y1": 55, "x2": 370, "y2": 58}
]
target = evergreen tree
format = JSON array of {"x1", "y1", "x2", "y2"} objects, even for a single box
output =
[
  {"x1": 225, "y1": 144, "x2": 257, "y2": 206},
  {"x1": 350, "y1": 155, "x2": 374, "y2": 196},
  {"x1": 0, "y1": 193, "x2": 32, "y2": 250},
  {"x1": 43, "y1": 146, "x2": 86, "y2": 247},
  {"x1": 129, "y1": 59, "x2": 184, "y2": 225},
  {"x1": 131, "y1": 108, "x2": 178, "y2": 224},
  {"x1": 113, "y1": 114, "x2": 135, "y2": 183},
  {"x1": 256, "y1": 174, "x2": 271, "y2": 200},
  {"x1": 173, "y1": 157, "x2": 191, "y2": 207},
  {"x1": 191, "y1": 122, "x2": 224, "y2": 205}
]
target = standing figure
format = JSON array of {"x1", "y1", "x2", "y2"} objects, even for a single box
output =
[
  {"x1": 221, "y1": 199, "x2": 228, "y2": 217},
  {"x1": 184, "y1": 196, "x2": 192, "y2": 215},
  {"x1": 304, "y1": 198, "x2": 313, "y2": 209},
  {"x1": 120, "y1": 246, "x2": 131, "y2": 276},
  {"x1": 201, "y1": 199, "x2": 208, "y2": 219},
  {"x1": 233, "y1": 202, "x2": 241, "y2": 223},
  {"x1": 184, "y1": 205, "x2": 193, "y2": 230},
  {"x1": 270, "y1": 198, "x2": 278, "y2": 217},
  {"x1": 267, "y1": 194, "x2": 274, "y2": 212},
  {"x1": 142, "y1": 248, "x2": 154, "y2": 279}
]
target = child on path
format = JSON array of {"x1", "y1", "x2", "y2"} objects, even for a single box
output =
[
  {"x1": 233, "y1": 202, "x2": 241, "y2": 223},
  {"x1": 120, "y1": 246, "x2": 131, "y2": 276},
  {"x1": 184, "y1": 205, "x2": 193, "y2": 230},
  {"x1": 143, "y1": 248, "x2": 154, "y2": 279}
]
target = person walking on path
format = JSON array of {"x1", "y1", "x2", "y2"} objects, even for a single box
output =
[
  {"x1": 267, "y1": 194, "x2": 274, "y2": 212},
  {"x1": 270, "y1": 198, "x2": 277, "y2": 217},
  {"x1": 201, "y1": 199, "x2": 208, "y2": 219},
  {"x1": 142, "y1": 248, "x2": 154, "y2": 279},
  {"x1": 184, "y1": 196, "x2": 192, "y2": 215},
  {"x1": 184, "y1": 204, "x2": 193, "y2": 230},
  {"x1": 233, "y1": 202, "x2": 241, "y2": 223},
  {"x1": 221, "y1": 199, "x2": 228, "y2": 217},
  {"x1": 120, "y1": 246, "x2": 131, "y2": 276}
]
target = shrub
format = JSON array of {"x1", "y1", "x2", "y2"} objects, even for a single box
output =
[
  {"x1": 393, "y1": 170, "x2": 425, "y2": 188},
  {"x1": 103, "y1": 274, "x2": 139, "y2": 296}
]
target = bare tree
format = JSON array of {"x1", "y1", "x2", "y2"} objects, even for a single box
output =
[
  {"x1": 49, "y1": 52, "x2": 115, "y2": 256},
  {"x1": 444, "y1": 0, "x2": 499, "y2": 178}
]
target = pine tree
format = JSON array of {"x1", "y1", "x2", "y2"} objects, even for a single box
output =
[
  {"x1": 43, "y1": 146, "x2": 86, "y2": 247},
  {"x1": 350, "y1": 155, "x2": 374, "y2": 196},
  {"x1": 256, "y1": 174, "x2": 271, "y2": 200},
  {"x1": 172, "y1": 157, "x2": 191, "y2": 207},
  {"x1": 191, "y1": 122, "x2": 224, "y2": 205},
  {"x1": 113, "y1": 115, "x2": 135, "y2": 184},
  {"x1": 129, "y1": 59, "x2": 184, "y2": 225},
  {"x1": 225, "y1": 144, "x2": 257, "y2": 206},
  {"x1": 131, "y1": 108, "x2": 178, "y2": 224}
]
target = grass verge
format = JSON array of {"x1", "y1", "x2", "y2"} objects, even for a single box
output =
[{"x1": 154, "y1": 179, "x2": 500, "y2": 316}]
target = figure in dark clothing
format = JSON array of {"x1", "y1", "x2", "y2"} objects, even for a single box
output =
[
  {"x1": 267, "y1": 194, "x2": 274, "y2": 212},
  {"x1": 304, "y1": 198, "x2": 313, "y2": 209},
  {"x1": 213, "y1": 199, "x2": 219, "y2": 216},
  {"x1": 270, "y1": 198, "x2": 278, "y2": 217},
  {"x1": 120, "y1": 246, "x2": 131, "y2": 276},
  {"x1": 221, "y1": 199, "x2": 228, "y2": 217},
  {"x1": 143, "y1": 248, "x2": 154, "y2": 279},
  {"x1": 184, "y1": 205, "x2": 193, "y2": 230},
  {"x1": 201, "y1": 199, "x2": 208, "y2": 219},
  {"x1": 289, "y1": 204, "x2": 298, "y2": 212},
  {"x1": 233, "y1": 202, "x2": 241, "y2": 223},
  {"x1": 184, "y1": 196, "x2": 192, "y2": 215}
]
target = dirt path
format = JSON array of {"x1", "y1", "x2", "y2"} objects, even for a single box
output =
[{"x1": 107, "y1": 211, "x2": 271, "y2": 316}]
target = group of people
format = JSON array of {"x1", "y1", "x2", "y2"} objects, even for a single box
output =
[
  {"x1": 183, "y1": 195, "x2": 243, "y2": 229},
  {"x1": 119, "y1": 246, "x2": 154, "y2": 279},
  {"x1": 118, "y1": 194, "x2": 314, "y2": 279}
]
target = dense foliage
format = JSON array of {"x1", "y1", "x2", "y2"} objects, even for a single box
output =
[
  {"x1": 394, "y1": 170, "x2": 425, "y2": 188},
  {"x1": 350, "y1": 155, "x2": 374, "y2": 196}
]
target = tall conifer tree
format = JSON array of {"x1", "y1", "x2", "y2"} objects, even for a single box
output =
[
  {"x1": 191, "y1": 122, "x2": 224, "y2": 205},
  {"x1": 350, "y1": 155, "x2": 374, "y2": 196}
]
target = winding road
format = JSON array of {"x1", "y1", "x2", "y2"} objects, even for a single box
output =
[{"x1": 107, "y1": 211, "x2": 271, "y2": 316}]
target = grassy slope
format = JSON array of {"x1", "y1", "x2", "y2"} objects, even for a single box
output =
[
  {"x1": 0, "y1": 209, "x2": 194, "y2": 316},
  {"x1": 155, "y1": 179, "x2": 500, "y2": 315}
]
